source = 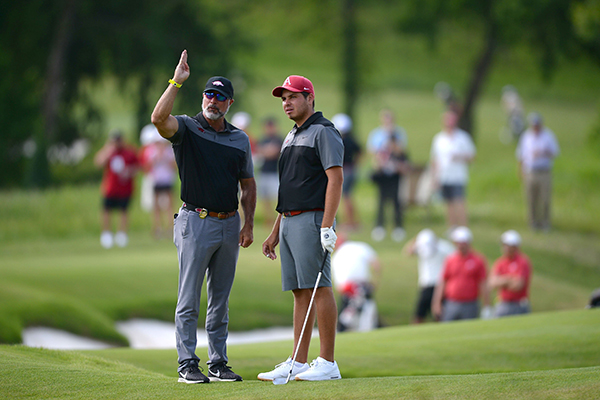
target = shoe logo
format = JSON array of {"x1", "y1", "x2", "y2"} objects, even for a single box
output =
[{"x1": 212, "y1": 370, "x2": 221, "y2": 378}]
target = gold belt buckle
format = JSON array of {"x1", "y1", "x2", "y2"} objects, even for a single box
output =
[
  {"x1": 217, "y1": 212, "x2": 228, "y2": 219},
  {"x1": 198, "y1": 208, "x2": 208, "y2": 219}
]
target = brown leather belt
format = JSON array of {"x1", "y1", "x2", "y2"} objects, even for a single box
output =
[
  {"x1": 282, "y1": 208, "x2": 324, "y2": 217},
  {"x1": 183, "y1": 203, "x2": 236, "y2": 219}
]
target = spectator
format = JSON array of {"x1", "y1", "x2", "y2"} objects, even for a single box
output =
[
  {"x1": 232, "y1": 111, "x2": 257, "y2": 160},
  {"x1": 404, "y1": 229, "x2": 455, "y2": 323},
  {"x1": 139, "y1": 124, "x2": 162, "y2": 213},
  {"x1": 332, "y1": 113, "x2": 362, "y2": 230},
  {"x1": 429, "y1": 110, "x2": 476, "y2": 232},
  {"x1": 488, "y1": 230, "x2": 532, "y2": 317},
  {"x1": 331, "y1": 232, "x2": 381, "y2": 332},
  {"x1": 431, "y1": 226, "x2": 491, "y2": 322},
  {"x1": 516, "y1": 112, "x2": 560, "y2": 232},
  {"x1": 256, "y1": 117, "x2": 283, "y2": 226},
  {"x1": 147, "y1": 138, "x2": 177, "y2": 238},
  {"x1": 367, "y1": 109, "x2": 410, "y2": 242},
  {"x1": 94, "y1": 130, "x2": 139, "y2": 248}
]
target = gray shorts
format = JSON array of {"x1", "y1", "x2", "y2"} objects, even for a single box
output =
[
  {"x1": 442, "y1": 300, "x2": 479, "y2": 321},
  {"x1": 279, "y1": 210, "x2": 332, "y2": 291}
]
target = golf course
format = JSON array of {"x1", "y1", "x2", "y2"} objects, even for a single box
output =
[{"x1": 2, "y1": 2, "x2": 600, "y2": 398}]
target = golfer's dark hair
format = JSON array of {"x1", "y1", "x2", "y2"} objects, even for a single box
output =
[{"x1": 301, "y1": 92, "x2": 315, "y2": 109}]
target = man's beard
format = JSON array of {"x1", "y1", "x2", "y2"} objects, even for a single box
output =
[{"x1": 203, "y1": 104, "x2": 230, "y2": 121}]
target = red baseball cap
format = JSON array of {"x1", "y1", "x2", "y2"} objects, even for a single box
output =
[{"x1": 272, "y1": 75, "x2": 315, "y2": 97}]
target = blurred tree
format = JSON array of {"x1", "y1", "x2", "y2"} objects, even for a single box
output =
[
  {"x1": 396, "y1": 0, "x2": 591, "y2": 138},
  {"x1": 0, "y1": 0, "x2": 242, "y2": 188},
  {"x1": 572, "y1": 0, "x2": 600, "y2": 150}
]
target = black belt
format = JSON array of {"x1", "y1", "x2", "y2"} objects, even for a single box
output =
[{"x1": 183, "y1": 203, "x2": 236, "y2": 219}]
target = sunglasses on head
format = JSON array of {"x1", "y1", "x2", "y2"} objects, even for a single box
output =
[{"x1": 204, "y1": 91, "x2": 228, "y2": 102}]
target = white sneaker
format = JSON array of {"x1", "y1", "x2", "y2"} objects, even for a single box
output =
[
  {"x1": 115, "y1": 231, "x2": 128, "y2": 247},
  {"x1": 371, "y1": 226, "x2": 385, "y2": 242},
  {"x1": 100, "y1": 231, "x2": 113, "y2": 249},
  {"x1": 294, "y1": 357, "x2": 341, "y2": 381},
  {"x1": 392, "y1": 227, "x2": 406, "y2": 242},
  {"x1": 257, "y1": 357, "x2": 309, "y2": 381}
]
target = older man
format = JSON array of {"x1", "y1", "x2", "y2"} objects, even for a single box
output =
[
  {"x1": 151, "y1": 50, "x2": 256, "y2": 383},
  {"x1": 516, "y1": 112, "x2": 560, "y2": 231}
]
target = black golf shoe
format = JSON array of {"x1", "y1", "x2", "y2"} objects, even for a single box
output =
[
  {"x1": 178, "y1": 363, "x2": 210, "y2": 384},
  {"x1": 208, "y1": 362, "x2": 243, "y2": 382}
]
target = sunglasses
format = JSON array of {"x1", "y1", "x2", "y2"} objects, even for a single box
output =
[{"x1": 204, "y1": 91, "x2": 228, "y2": 102}]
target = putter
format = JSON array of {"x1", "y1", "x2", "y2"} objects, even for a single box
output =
[{"x1": 273, "y1": 250, "x2": 329, "y2": 385}]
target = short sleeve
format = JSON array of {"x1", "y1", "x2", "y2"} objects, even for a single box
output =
[
  {"x1": 169, "y1": 116, "x2": 187, "y2": 145},
  {"x1": 316, "y1": 126, "x2": 344, "y2": 170},
  {"x1": 240, "y1": 138, "x2": 255, "y2": 179}
]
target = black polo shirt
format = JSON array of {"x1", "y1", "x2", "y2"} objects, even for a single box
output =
[
  {"x1": 168, "y1": 113, "x2": 254, "y2": 212},
  {"x1": 276, "y1": 112, "x2": 344, "y2": 213}
]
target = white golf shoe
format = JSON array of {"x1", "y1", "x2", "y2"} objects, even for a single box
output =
[
  {"x1": 294, "y1": 357, "x2": 342, "y2": 381},
  {"x1": 100, "y1": 231, "x2": 113, "y2": 249},
  {"x1": 114, "y1": 231, "x2": 128, "y2": 247},
  {"x1": 371, "y1": 226, "x2": 385, "y2": 242},
  {"x1": 392, "y1": 227, "x2": 406, "y2": 242},
  {"x1": 257, "y1": 357, "x2": 309, "y2": 381}
]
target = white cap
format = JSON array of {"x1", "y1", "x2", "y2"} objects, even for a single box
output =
[
  {"x1": 415, "y1": 229, "x2": 436, "y2": 258},
  {"x1": 140, "y1": 124, "x2": 162, "y2": 145},
  {"x1": 528, "y1": 112, "x2": 543, "y2": 126},
  {"x1": 501, "y1": 230, "x2": 521, "y2": 246},
  {"x1": 332, "y1": 113, "x2": 353, "y2": 134},
  {"x1": 232, "y1": 112, "x2": 251, "y2": 130},
  {"x1": 450, "y1": 226, "x2": 472, "y2": 243}
]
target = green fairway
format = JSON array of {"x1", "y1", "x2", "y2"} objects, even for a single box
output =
[{"x1": 2, "y1": 309, "x2": 599, "y2": 399}]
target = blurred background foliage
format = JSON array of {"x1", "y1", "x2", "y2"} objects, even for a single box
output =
[{"x1": 1, "y1": 0, "x2": 599, "y2": 188}]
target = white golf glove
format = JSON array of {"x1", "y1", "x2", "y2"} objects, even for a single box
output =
[{"x1": 320, "y1": 227, "x2": 337, "y2": 253}]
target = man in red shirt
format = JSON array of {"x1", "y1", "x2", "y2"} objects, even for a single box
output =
[
  {"x1": 94, "y1": 130, "x2": 139, "y2": 248},
  {"x1": 432, "y1": 226, "x2": 490, "y2": 321},
  {"x1": 489, "y1": 230, "x2": 532, "y2": 317}
]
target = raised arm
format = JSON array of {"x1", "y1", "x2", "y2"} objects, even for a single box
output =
[{"x1": 151, "y1": 50, "x2": 191, "y2": 139}]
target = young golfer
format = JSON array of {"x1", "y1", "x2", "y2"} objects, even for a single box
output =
[{"x1": 260, "y1": 75, "x2": 344, "y2": 381}]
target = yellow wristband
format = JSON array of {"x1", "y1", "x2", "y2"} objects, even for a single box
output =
[{"x1": 168, "y1": 79, "x2": 182, "y2": 88}]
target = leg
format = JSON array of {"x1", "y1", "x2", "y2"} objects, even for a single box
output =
[
  {"x1": 153, "y1": 191, "x2": 161, "y2": 237},
  {"x1": 390, "y1": 175, "x2": 402, "y2": 228},
  {"x1": 101, "y1": 209, "x2": 112, "y2": 232},
  {"x1": 375, "y1": 181, "x2": 386, "y2": 227},
  {"x1": 291, "y1": 288, "x2": 317, "y2": 364},
  {"x1": 205, "y1": 214, "x2": 241, "y2": 366},
  {"x1": 539, "y1": 171, "x2": 552, "y2": 230},
  {"x1": 174, "y1": 210, "x2": 215, "y2": 369},
  {"x1": 524, "y1": 173, "x2": 538, "y2": 229},
  {"x1": 451, "y1": 199, "x2": 468, "y2": 227},
  {"x1": 315, "y1": 286, "x2": 338, "y2": 362}
]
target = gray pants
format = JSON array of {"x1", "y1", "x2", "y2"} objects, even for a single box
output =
[
  {"x1": 442, "y1": 300, "x2": 479, "y2": 322},
  {"x1": 495, "y1": 300, "x2": 530, "y2": 317},
  {"x1": 173, "y1": 207, "x2": 240, "y2": 370},
  {"x1": 524, "y1": 170, "x2": 552, "y2": 230}
]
